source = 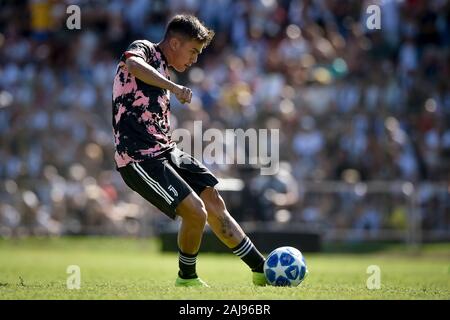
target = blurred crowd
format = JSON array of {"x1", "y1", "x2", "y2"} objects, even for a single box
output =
[{"x1": 0, "y1": 0, "x2": 449, "y2": 239}]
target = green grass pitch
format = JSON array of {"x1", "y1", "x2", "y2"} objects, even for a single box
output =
[{"x1": 0, "y1": 237, "x2": 449, "y2": 300}]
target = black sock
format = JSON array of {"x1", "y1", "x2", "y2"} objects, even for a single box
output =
[
  {"x1": 178, "y1": 250, "x2": 198, "y2": 279},
  {"x1": 232, "y1": 237, "x2": 265, "y2": 273}
]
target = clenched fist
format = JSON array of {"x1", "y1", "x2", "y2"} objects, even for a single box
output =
[{"x1": 172, "y1": 84, "x2": 192, "y2": 104}]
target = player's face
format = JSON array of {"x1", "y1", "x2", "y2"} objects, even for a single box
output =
[{"x1": 172, "y1": 39, "x2": 203, "y2": 72}]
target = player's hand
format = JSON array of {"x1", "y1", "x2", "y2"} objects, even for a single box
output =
[{"x1": 172, "y1": 84, "x2": 192, "y2": 104}]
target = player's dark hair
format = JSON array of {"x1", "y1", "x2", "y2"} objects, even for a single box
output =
[{"x1": 164, "y1": 14, "x2": 214, "y2": 47}]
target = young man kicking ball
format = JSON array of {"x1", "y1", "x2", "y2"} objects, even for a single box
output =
[{"x1": 112, "y1": 14, "x2": 266, "y2": 287}]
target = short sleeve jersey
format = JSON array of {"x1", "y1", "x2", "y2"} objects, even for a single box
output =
[{"x1": 112, "y1": 40, "x2": 176, "y2": 168}]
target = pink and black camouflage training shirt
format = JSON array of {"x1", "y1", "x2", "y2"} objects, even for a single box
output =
[{"x1": 112, "y1": 40, "x2": 176, "y2": 168}]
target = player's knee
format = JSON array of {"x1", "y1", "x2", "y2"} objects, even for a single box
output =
[
  {"x1": 202, "y1": 187, "x2": 226, "y2": 214},
  {"x1": 191, "y1": 201, "x2": 208, "y2": 225},
  {"x1": 179, "y1": 194, "x2": 208, "y2": 225}
]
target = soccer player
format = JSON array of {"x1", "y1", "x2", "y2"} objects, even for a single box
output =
[{"x1": 112, "y1": 14, "x2": 266, "y2": 287}]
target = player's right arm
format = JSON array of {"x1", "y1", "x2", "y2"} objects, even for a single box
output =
[{"x1": 126, "y1": 56, "x2": 192, "y2": 104}]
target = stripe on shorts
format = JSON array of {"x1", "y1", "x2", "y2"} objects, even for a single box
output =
[{"x1": 132, "y1": 162, "x2": 174, "y2": 205}]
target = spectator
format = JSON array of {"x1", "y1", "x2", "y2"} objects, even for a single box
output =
[{"x1": 0, "y1": 0, "x2": 448, "y2": 238}]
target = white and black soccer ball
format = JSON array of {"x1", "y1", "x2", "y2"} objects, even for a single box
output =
[{"x1": 263, "y1": 246, "x2": 308, "y2": 287}]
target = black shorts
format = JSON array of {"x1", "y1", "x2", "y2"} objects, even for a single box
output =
[{"x1": 118, "y1": 148, "x2": 219, "y2": 219}]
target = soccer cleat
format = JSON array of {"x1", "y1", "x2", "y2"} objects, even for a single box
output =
[
  {"x1": 175, "y1": 276, "x2": 210, "y2": 288},
  {"x1": 252, "y1": 272, "x2": 267, "y2": 286}
]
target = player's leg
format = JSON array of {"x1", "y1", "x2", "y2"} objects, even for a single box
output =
[
  {"x1": 165, "y1": 148, "x2": 266, "y2": 285},
  {"x1": 199, "y1": 187, "x2": 245, "y2": 247},
  {"x1": 118, "y1": 159, "x2": 209, "y2": 287},
  {"x1": 200, "y1": 187, "x2": 267, "y2": 286},
  {"x1": 174, "y1": 192, "x2": 209, "y2": 285},
  {"x1": 175, "y1": 192, "x2": 207, "y2": 254}
]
